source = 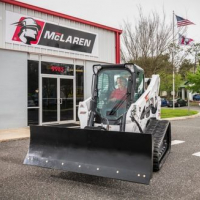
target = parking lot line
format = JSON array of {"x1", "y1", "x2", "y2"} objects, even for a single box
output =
[
  {"x1": 192, "y1": 152, "x2": 200, "y2": 157},
  {"x1": 171, "y1": 140, "x2": 185, "y2": 145}
]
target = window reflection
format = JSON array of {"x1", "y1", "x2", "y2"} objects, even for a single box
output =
[
  {"x1": 60, "y1": 79, "x2": 74, "y2": 121},
  {"x1": 28, "y1": 60, "x2": 39, "y2": 107},
  {"x1": 76, "y1": 65, "x2": 84, "y2": 121},
  {"x1": 28, "y1": 108, "x2": 39, "y2": 125},
  {"x1": 42, "y1": 78, "x2": 58, "y2": 122}
]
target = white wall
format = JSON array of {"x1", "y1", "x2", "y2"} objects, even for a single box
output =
[{"x1": 0, "y1": 49, "x2": 27, "y2": 129}]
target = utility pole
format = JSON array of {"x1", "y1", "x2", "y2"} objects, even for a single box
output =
[
  {"x1": 194, "y1": 50, "x2": 197, "y2": 73},
  {"x1": 172, "y1": 11, "x2": 175, "y2": 109}
]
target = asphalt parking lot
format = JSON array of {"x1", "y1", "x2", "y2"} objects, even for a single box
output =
[{"x1": 0, "y1": 116, "x2": 200, "y2": 200}]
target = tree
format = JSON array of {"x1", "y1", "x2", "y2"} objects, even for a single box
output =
[
  {"x1": 130, "y1": 53, "x2": 173, "y2": 77},
  {"x1": 187, "y1": 43, "x2": 200, "y2": 73},
  {"x1": 120, "y1": 7, "x2": 194, "y2": 99},
  {"x1": 121, "y1": 8, "x2": 172, "y2": 61},
  {"x1": 121, "y1": 7, "x2": 188, "y2": 77},
  {"x1": 179, "y1": 59, "x2": 194, "y2": 80},
  {"x1": 160, "y1": 73, "x2": 182, "y2": 98},
  {"x1": 182, "y1": 43, "x2": 200, "y2": 93},
  {"x1": 121, "y1": 8, "x2": 168, "y2": 76},
  {"x1": 186, "y1": 67, "x2": 200, "y2": 93}
]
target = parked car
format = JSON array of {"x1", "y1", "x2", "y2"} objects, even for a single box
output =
[
  {"x1": 193, "y1": 94, "x2": 200, "y2": 101},
  {"x1": 161, "y1": 98, "x2": 169, "y2": 107},
  {"x1": 168, "y1": 98, "x2": 188, "y2": 107}
]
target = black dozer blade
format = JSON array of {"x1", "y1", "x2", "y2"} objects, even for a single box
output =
[{"x1": 24, "y1": 126, "x2": 154, "y2": 184}]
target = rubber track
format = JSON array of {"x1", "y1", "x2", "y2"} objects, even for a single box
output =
[{"x1": 145, "y1": 119, "x2": 171, "y2": 172}]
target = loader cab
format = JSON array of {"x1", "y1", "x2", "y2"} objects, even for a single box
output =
[
  {"x1": 96, "y1": 68, "x2": 130, "y2": 121},
  {"x1": 90, "y1": 64, "x2": 144, "y2": 125}
]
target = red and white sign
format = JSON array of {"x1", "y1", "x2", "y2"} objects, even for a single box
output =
[
  {"x1": 11, "y1": 17, "x2": 45, "y2": 45},
  {"x1": 5, "y1": 11, "x2": 98, "y2": 56}
]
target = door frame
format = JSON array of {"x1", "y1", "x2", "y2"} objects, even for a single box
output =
[{"x1": 39, "y1": 74, "x2": 76, "y2": 125}]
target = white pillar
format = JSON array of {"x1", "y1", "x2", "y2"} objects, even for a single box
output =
[{"x1": 182, "y1": 88, "x2": 185, "y2": 100}]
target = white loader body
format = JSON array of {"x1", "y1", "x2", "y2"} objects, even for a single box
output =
[{"x1": 78, "y1": 75, "x2": 161, "y2": 133}]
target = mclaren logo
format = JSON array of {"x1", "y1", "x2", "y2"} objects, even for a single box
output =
[
  {"x1": 44, "y1": 31, "x2": 92, "y2": 47},
  {"x1": 12, "y1": 17, "x2": 43, "y2": 45}
]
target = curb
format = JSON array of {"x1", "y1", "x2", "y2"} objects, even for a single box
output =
[
  {"x1": 162, "y1": 112, "x2": 200, "y2": 121},
  {"x1": 0, "y1": 136, "x2": 30, "y2": 143}
]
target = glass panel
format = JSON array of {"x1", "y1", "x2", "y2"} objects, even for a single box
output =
[
  {"x1": 41, "y1": 61, "x2": 74, "y2": 75},
  {"x1": 28, "y1": 108, "x2": 39, "y2": 125},
  {"x1": 42, "y1": 78, "x2": 57, "y2": 122},
  {"x1": 76, "y1": 65, "x2": 84, "y2": 121},
  {"x1": 60, "y1": 79, "x2": 74, "y2": 121},
  {"x1": 28, "y1": 60, "x2": 39, "y2": 107},
  {"x1": 96, "y1": 69, "x2": 131, "y2": 120},
  {"x1": 134, "y1": 72, "x2": 144, "y2": 101}
]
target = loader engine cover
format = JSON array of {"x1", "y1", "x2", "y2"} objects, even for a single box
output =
[{"x1": 24, "y1": 125, "x2": 153, "y2": 184}]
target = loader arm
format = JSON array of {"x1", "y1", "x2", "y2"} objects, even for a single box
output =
[
  {"x1": 78, "y1": 97, "x2": 91, "y2": 129},
  {"x1": 126, "y1": 74, "x2": 161, "y2": 133}
]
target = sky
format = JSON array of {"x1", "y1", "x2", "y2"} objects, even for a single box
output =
[{"x1": 17, "y1": 0, "x2": 200, "y2": 43}]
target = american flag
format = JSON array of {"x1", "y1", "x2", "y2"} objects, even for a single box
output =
[{"x1": 175, "y1": 15, "x2": 195, "y2": 27}]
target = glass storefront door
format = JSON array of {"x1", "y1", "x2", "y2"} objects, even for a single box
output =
[
  {"x1": 60, "y1": 79, "x2": 74, "y2": 121},
  {"x1": 41, "y1": 76, "x2": 74, "y2": 124},
  {"x1": 42, "y1": 77, "x2": 58, "y2": 123},
  {"x1": 28, "y1": 60, "x2": 84, "y2": 126}
]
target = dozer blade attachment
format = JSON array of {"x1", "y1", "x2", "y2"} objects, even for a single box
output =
[{"x1": 24, "y1": 126, "x2": 153, "y2": 184}]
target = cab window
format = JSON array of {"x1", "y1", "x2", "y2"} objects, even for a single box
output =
[{"x1": 134, "y1": 72, "x2": 144, "y2": 101}]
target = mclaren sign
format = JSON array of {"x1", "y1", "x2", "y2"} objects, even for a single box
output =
[{"x1": 5, "y1": 11, "x2": 98, "y2": 55}]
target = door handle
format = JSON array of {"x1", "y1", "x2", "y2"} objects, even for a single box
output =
[{"x1": 60, "y1": 98, "x2": 63, "y2": 104}]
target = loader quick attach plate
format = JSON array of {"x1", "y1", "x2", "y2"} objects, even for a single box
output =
[{"x1": 24, "y1": 126, "x2": 153, "y2": 184}]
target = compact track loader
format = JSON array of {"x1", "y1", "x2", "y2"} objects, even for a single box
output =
[{"x1": 24, "y1": 63, "x2": 171, "y2": 185}]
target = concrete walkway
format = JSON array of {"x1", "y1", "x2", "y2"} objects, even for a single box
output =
[
  {"x1": 0, "y1": 107, "x2": 199, "y2": 142},
  {"x1": 0, "y1": 127, "x2": 30, "y2": 142}
]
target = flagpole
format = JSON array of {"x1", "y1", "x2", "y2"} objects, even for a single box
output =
[{"x1": 172, "y1": 11, "x2": 175, "y2": 109}]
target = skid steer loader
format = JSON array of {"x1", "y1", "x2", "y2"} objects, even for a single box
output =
[{"x1": 24, "y1": 63, "x2": 171, "y2": 185}]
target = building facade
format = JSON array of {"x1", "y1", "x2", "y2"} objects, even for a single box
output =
[{"x1": 0, "y1": 0, "x2": 122, "y2": 129}]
